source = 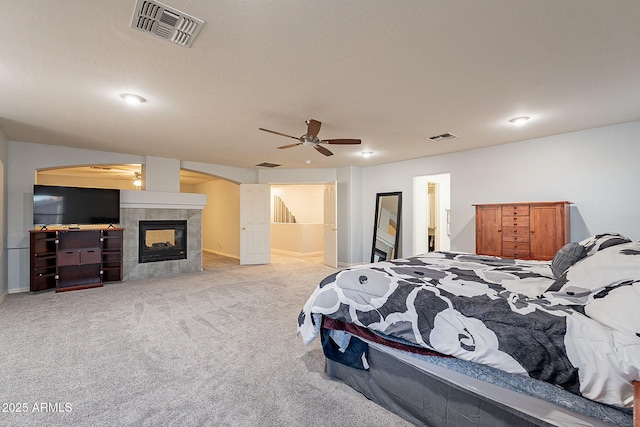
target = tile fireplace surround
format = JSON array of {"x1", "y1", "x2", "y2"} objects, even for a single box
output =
[{"x1": 120, "y1": 190, "x2": 206, "y2": 281}]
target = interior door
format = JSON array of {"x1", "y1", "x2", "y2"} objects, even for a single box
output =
[
  {"x1": 240, "y1": 184, "x2": 270, "y2": 265},
  {"x1": 323, "y1": 182, "x2": 337, "y2": 268}
]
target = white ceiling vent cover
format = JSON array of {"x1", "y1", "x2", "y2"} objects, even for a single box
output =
[
  {"x1": 428, "y1": 132, "x2": 458, "y2": 142},
  {"x1": 131, "y1": 0, "x2": 204, "y2": 48}
]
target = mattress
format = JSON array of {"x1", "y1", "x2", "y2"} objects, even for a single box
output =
[{"x1": 324, "y1": 331, "x2": 632, "y2": 426}]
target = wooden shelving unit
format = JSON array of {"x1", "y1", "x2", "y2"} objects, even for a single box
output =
[
  {"x1": 29, "y1": 228, "x2": 124, "y2": 292},
  {"x1": 101, "y1": 228, "x2": 123, "y2": 283},
  {"x1": 29, "y1": 231, "x2": 59, "y2": 292}
]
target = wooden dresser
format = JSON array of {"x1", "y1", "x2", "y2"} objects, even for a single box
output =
[{"x1": 474, "y1": 201, "x2": 570, "y2": 260}]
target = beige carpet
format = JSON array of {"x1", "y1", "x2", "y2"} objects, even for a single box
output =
[{"x1": 0, "y1": 252, "x2": 410, "y2": 426}]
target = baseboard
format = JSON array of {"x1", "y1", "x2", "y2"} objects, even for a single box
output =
[
  {"x1": 338, "y1": 262, "x2": 359, "y2": 269},
  {"x1": 203, "y1": 248, "x2": 240, "y2": 260},
  {"x1": 271, "y1": 248, "x2": 323, "y2": 258},
  {"x1": 0, "y1": 290, "x2": 7, "y2": 305},
  {"x1": 8, "y1": 287, "x2": 29, "y2": 294}
]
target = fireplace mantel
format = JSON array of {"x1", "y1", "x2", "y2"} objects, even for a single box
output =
[{"x1": 121, "y1": 190, "x2": 207, "y2": 210}]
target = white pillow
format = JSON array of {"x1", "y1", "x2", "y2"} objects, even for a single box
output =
[
  {"x1": 577, "y1": 233, "x2": 631, "y2": 257},
  {"x1": 583, "y1": 280, "x2": 640, "y2": 336},
  {"x1": 545, "y1": 241, "x2": 640, "y2": 297}
]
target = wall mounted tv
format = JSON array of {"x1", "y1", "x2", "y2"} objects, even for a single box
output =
[{"x1": 33, "y1": 185, "x2": 120, "y2": 227}]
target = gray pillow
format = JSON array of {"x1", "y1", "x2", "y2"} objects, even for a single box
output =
[{"x1": 551, "y1": 242, "x2": 587, "y2": 278}]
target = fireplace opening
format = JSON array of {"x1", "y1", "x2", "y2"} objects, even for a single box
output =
[{"x1": 139, "y1": 220, "x2": 187, "y2": 263}]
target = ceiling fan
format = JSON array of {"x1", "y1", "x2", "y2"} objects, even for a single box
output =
[{"x1": 259, "y1": 119, "x2": 361, "y2": 156}]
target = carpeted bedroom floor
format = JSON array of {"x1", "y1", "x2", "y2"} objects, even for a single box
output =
[{"x1": 0, "y1": 252, "x2": 410, "y2": 427}]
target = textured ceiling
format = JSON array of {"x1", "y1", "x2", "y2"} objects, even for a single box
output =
[{"x1": 1, "y1": 1, "x2": 639, "y2": 169}]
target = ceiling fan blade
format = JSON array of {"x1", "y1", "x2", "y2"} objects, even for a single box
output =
[
  {"x1": 278, "y1": 143, "x2": 302, "y2": 149},
  {"x1": 306, "y1": 119, "x2": 322, "y2": 138},
  {"x1": 314, "y1": 145, "x2": 333, "y2": 156},
  {"x1": 259, "y1": 128, "x2": 299, "y2": 140},
  {"x1": 322, "y1": 138, "x2": 362, "y2": 145}
]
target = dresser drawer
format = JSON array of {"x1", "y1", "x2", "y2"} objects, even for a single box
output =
[
  {"x1": 502, "y1": 233, "x2": 530, "y2": 243},
  {"x1": 58, "y1": 250, "x2": 80, "y2": 266},
  {"x1": 503, "y1": 239, "x2": 529, "y2": 249},
  {"x1": 501, "y1": 248, "x2": 531, "y2": 259},
  {"x1": 502, "y1": 205, "x2": 530, "y2": 216},
  {"x1": 80, "y1": 248, "x2": 102, "y2": 265},
  {"x1": 501, "y1": 226, "x2": 530, "y2": 237},
  {"x1": 501, "y1": 216, "x2": 530, "y2": 227}
]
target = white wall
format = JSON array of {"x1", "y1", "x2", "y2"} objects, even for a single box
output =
[
  {"x1": 271, "y1": 184, "x2": 324, "y2": 223},
  {"x1": 143, "y1": 156, "x2": 180, "y2": 192},
  {"x1": 196, "y1": 179, "x2": 240, "y2": 258},
  {"x1": 257, "y1": 167, "x2": 336, "y2": 185},
  {"x1": 182, "y1": 160, "x2": 257, "y2": 184},
  {"x1": 338, "y1": 166, "x2": 362, "y2": 267},
  {"x1": 270, "y1": 223, "x2": 323, "y2": 254},
  {"x1": 0, "y1": 130, "x2": 8, "y2": 302},
  {"x1": 361, "y1": 120, "x2": 640, "y2": 262}
]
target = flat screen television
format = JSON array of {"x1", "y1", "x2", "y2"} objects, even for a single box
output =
[{"x1": 33, "y1": 185, "x2": 120, "y2": 227}]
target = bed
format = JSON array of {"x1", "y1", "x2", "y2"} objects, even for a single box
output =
[{"x1": 298, "y1": 233, "x2": 640, "y2": 426}]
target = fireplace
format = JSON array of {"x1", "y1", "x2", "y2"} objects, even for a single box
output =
[{"x1": 139, "y1": 220, "x2": 187, "y2": 263}]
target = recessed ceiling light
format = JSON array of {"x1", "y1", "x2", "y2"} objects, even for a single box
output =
[
  {"x1": 305, "y1": 160, "x2": 312, "y2": 165},
  {"x1": 120, "y1": 93, "x2": 146, "y2": 105},
  {"x1": 360, "y1": 151, "x2": 374, "y2": 158},
  {"x1": 509, "y1": 116, "x2": 530, "y2": 126}
]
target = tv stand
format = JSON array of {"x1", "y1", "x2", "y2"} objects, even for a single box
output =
[{"x1": 29, "y1": 228, "x2": 124, "y2": 292}]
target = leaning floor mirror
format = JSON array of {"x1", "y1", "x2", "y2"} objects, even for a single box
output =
[{"x1": 371, "y1": 192, "x2": 402, "y2": 262}]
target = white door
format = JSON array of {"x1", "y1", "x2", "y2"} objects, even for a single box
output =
[
  {"x1": 323, "y1": 182, "x2": 337, "y2": 268},
  {"x1": 240, "y1": 184, "x2": 271, "y2": 265}
]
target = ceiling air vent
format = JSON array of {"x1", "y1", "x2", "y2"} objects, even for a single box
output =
[
  {"x1": 256, "y1": 162, "x2": 281, "y2": 168},
  {"x1": 428, "y1": 132, "x2": 458, "y2": 142},
  {"x1": 130, "y1": 0, "x2": 204, "y2": 48}
]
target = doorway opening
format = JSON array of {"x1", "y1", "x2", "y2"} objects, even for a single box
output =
[
  {"x1": 269, "y1": 184, "x2": 328, "y2": 264},
  {"x1": 413, "y1": 173, "x2": 451, "y2": 255}
]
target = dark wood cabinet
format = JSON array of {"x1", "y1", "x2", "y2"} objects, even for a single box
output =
[
  {"x1": 29, "y1": 231, "x2": 59, "y2": 292},
  {"x1": 29, "y1": 228, "x2": 124, "y2": 292},
  {"x1": 474, "y1": 202, "x2": 570, "y2": 261},
  {"x1": 101, "y1": 229, "x2": 123, "y2": 283}
]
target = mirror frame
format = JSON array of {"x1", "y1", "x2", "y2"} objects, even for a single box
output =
[{"x1": 371, "y1": 191, "x2": 402, "y2": 262}]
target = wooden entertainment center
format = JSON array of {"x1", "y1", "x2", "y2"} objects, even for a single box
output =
[{"x1": 29, "y1": 228, "x2": 123, "y2": 292}]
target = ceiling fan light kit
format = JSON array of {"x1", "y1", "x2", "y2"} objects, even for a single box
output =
[
  {"x1": 259, "y1": 119, "x2": 361, "y2": 156},
  {"x1": 509, "y1": 116, "x2": 530, "y2": 126}
]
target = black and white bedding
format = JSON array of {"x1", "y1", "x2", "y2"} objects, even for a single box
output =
[{"x1": 298, "y1": 233, "x2": 640, "y2": 409}]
